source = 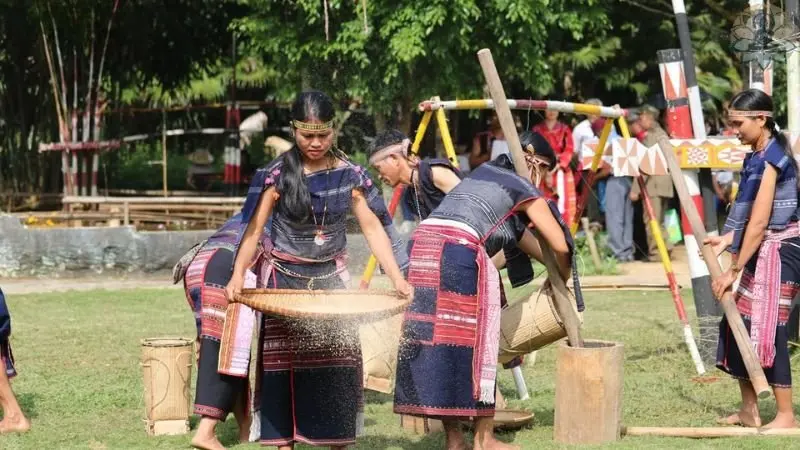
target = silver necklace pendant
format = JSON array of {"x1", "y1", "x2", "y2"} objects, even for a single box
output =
[{"x1": 314, "y1": 230, "x2": 326, "y2": 246}]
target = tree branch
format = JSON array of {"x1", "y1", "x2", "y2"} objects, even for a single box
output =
[{"x1": 618, "y1": 0, "x2": 731, "y2": 37}]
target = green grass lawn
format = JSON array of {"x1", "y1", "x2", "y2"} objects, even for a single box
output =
[{"x1": 1, "y1": 286, "x2": 799, "y2": 449}]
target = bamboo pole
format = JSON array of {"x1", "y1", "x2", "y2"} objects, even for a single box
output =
[
  {"x1": 658, "y1": 137, "x2": 770, "y2": 398},
  {"x1": 434, "y1": 107, "x2": 459, "y2": 168},
  {"x1": 477, "y1": 48, "x2": 583, "y2": 348},
  {"x1": 419, "y1": 99, "x2": 627, "y2": 119},
  {"x1": 47, "y1": 3, "x2": 68, "y2": 124},
  {"x1": 83, "y1": 5, "x2": 96, "y2": 143}
]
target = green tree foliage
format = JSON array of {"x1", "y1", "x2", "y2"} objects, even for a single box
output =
[
  {"x1": 236, "y1": 0, "x2": 606, "y2": 129},
  {"x1": 2, "y1": 0, "x2": 788, "y2": 196},
  {"x1": 0, "y1": 0, "x2": 245, "y2": 193}
]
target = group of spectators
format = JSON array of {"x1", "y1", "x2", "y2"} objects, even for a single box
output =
[{"x1": 397, "y1": 98, "x2": 739, "y2": 263}]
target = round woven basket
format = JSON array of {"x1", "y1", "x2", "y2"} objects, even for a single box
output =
[
  {"x1": 498, "y1": 286, "x2": 582, "y2": 364},
  {"x1": 233, "y1": 288, "x2": 410, "y2": 322}
]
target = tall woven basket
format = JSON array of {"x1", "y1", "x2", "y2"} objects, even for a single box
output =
[
  {"x1": 360, "y1": 313, "x2": 404, "y2": 394},
  {"x1": 141, "y1": 337, "x2": 194, "y2": 436},
  {"x1": 498, "y1": 286, "x2": 582, "y2": 364}
]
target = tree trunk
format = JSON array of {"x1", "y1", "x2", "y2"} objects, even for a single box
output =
[
  {"x1": 374, "y1": 111, "x2": 387, "y2": 133},
  {"x1": 398, "y1": 96, "x2": 413, "y2": 136},
  {"x1": 301, "y1": 71, "x2": 312, "y2": 91}
]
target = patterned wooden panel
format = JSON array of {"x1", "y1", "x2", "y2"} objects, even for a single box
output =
[
  {"x1": 581, "y1": 136, "x2": 751, "y2": 172},
  {"x1": 612, "y1": 138, "x2": 647, "y2": 177},
  {"x1": 671, "y1": 138, "x2": 750, "y2": 169}
]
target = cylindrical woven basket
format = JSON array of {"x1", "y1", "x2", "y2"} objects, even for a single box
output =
[
  {"x1": 141, "y1": 337, "x2": 193, "y2": 422},
  {"x1": 498, "y1": 287, "x2": 582, "y2": 364},
  {"x1": 233, "y1": 288, "x2": 410, "y2": 322}
]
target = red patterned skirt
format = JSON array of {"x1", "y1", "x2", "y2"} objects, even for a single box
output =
[
  {"x1": 716, "y1": 236, "x2": 800, "y2": 387},
  {"x1": 394, "y1": 219, "x2": 501, "y2": 418}
]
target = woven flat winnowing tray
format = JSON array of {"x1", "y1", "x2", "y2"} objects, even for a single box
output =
[{"x1": 233, "y1": 288, "x2": 410, "y2": 321}]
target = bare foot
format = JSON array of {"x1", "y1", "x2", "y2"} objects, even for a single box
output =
[
  {"x1": 0, "y1": 416, "x2": 31, "y2": 434},
  {"x1": 761, "y1": 413, "x2": 798, "y2": 429},
  {"x1": 473, "y1": 437, "x2": 520, "y2": 450},
  {"x1": 446, "y1": 440, "x2": 470, "y2": 450},
  {"x1": 191, "y1": 435, "x2": 226, "y2": 450},
  {"x1": 717, "y1": 408, "x2": 761, "y2": 428}
]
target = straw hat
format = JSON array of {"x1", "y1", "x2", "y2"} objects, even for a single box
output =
[{"x1": 187, "y1": 149, "x2": 214, "y2": 165}]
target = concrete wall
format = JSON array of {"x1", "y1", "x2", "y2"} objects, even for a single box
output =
[{"x1": 0, "y1": 215, "x2": 380, "y2": 278}]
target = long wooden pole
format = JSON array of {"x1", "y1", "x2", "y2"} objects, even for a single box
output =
[
  {"x1": 658, "y1": 137, "x2": 770, "y2": 398},
  {"x1": 419, "y1": 99, "x2": 627, "y2": 118},
  {"x1": 623, "y1": 426, "x2": 800, "y2": 438},
  {"x1": 477, "y1": 48, "x2": 583, "y2": 348}
]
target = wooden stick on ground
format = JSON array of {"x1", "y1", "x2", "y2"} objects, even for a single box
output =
[
  {"x1": 622, "y1": 426, "x2": 800, "y2": 438},
  {"x1": 657, "y1": 137, "x2": 770, "y2": 398},
  {"x1": 477, "y1": 48, "x2": 584, "y2": 348}
]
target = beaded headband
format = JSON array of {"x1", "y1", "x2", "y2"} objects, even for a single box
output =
[
  {"x1": 292, "y1": 119, "x2": 334, "y2": 131},
  {"x1": 728, "y1": 109, "x2": 773, "y2": 118},
  {"x1": 368, "y1": 139, "x2": 411, "y2": 165}
]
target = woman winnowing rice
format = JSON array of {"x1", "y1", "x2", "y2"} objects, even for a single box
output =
[
  {"x1": 224, "y1": 90, "x2": 412, "y2": 450},
  {"x1": 705, "y1": 89, "x2": 800, "y2": 429},
  {"x1": 392, "y1": 137, "x2": 584, "y2": 450}
]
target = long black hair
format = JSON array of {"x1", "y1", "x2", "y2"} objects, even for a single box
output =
[
  {"x1": 729, "y1": 89, "x2": 795, "y2": 174},
  {"x1": 368, "y1": 129, "x2": 408, "y2": 159},
  {"x1": 278, "y1": 90, "x2": 336, "y2": 221}
]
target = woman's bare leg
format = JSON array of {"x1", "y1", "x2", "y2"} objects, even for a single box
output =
[
  {"x1": 473, "y1": 417, "x2": 519, "y2": 450},
  {"x1": 717, "y1": 380, "x2": 761, "y2": 427},
  {"x1": 763, "y1": 387, "x2": 797, "y2": 428},
  {"x1": 442, "y1": 419, "x2": 468, "y2": 450},
  {"x1": 232, "y1": 388, "x2": 252, "y2": 442},
  {"x1": 0, "y1": 367, "x2": 30, "y2": 434}
]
